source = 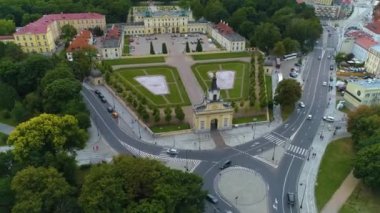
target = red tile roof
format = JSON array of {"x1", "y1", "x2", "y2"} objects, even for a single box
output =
[
  {"x1": 215, "y1": 21, "x2": 234, "y2": 35},
  {"x1": 296, "y1": 0, "x2": 304, "y2": 4},
  {"x1": 15, "y1": 13, "x2": 104, "y2": 35},
  {"x1": 365, "y1": 21, "x2": 380, "y2": 34},
  {"x1": 355, "y1": 37, "x2": 378, "y2": 50},
  {"x1": 105, "y1": 25, "x2": 120, "y2": 39},
  {"x1": 66, "y1": 30, "x2": 93, "y2": 52}
]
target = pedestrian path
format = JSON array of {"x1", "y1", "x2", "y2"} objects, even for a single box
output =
[
  {"x1": 286, "y1": 144, "x2": 309, "y2": 159},
  {"x1": 262, "y1": 133, "x2": 289, "y2": 146}
]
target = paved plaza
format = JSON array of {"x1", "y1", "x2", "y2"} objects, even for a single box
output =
[{"x1": 129, "y1": 33, "x2": 219, "y2": 55}]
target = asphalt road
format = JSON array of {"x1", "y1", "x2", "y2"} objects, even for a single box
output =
[{"x1": 81, "y1": 24, "x2": 338, "y2": 213}]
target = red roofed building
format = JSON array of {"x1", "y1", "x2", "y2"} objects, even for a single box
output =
[
  {"x1": 13, "y1": 12, "x2": 105, "y2": 54},
  {"x1": 66, "y1": 30, "x2": 95, "y2": 61},
  {"x1": 100, "y1": 25, "x2": 124, "y2": 59},
  {"x1": 364, "y1": 21, "x2": 380, "y2": 42},
  {"x1": 209, "y1": 20, "x2": 245, "y2": 52},
  {"x1": 0, "y1": 35, "x2": 14, "y2": 43},
  {"x1": 352, "y1": 37, "x2": 378, "y2": 62}
]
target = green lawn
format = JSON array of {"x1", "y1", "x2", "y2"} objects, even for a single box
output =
[
  {"x1": 340, "y1": 183, "x2": 380, "y2": 213},
  {"x1": 123, "y1": 35, "x2": 130, "y2": 56},
  {"x1": 103, "y1": 56, "x2": 165, "y2": 66},
  {"x1": 114, "y1": 66, "x2": 190, "y2": 107},
  {"x1": 191, "y1": 52, "x2": 250, "y2": 60},
  {"x1": 151, "y1": 123, "x2": 190, "y2": 133},
  {"x1": 192, "y1": 61, "x2": 249, "y2": 101},
  {"x1": 0, "y1": 132, "x2": 8, "y2": 146},
  {"x1": 316, "y1": 137, "x2": 355, "y2": 211}
]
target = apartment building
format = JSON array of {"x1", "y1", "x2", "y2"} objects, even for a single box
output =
[
  {"x1": 13, "y1": 13, "x2": 105, "y2": 53},
  {"x1": 100, "y1": 25, "x2": 124, "y2": 60},
  {"x1": 344, "y1": 79, "x2": 380, "y2": 108},
  {"x1": 365, "y1": 45, "x2": 380, "y2": 75}
]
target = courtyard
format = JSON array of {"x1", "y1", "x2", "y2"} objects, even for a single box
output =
[
  {"x1": 113, "y1": 66, "x2": 190, "y2": 107},
  {"x1": 192, "y1": 61, "x2": 250, "y2": 101},
  {"x1": 129, "y1": 33, "x2": 220, "y2": 56}
]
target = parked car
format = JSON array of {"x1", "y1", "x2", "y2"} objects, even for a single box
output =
[
  {"x1": 322, "y1": 81, "x2": 327, "y2": 86},
  {"x1": 107, "y1": 106, "x2": 114, "y2": 113},
  {"x1": 323, "y1": 116, "x2": 335, "y2": 122},
  {"x1": 100, "y1": 97, "x2": 107, "y2": 103},
  {"x1": 94, "y1": 89, "x2": 101, "y2": 95},
  {"x1": 330, "y1": 65, "x2": 334, "y2": 70}
]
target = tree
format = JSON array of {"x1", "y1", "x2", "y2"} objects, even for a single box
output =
[
  {"x1": 43, "y1": 79, "x2": 82, "y2": 113},
  {"x1": 353, "y1": 143, "x2": 380, "y2": 188},
  {"x1": 0, "y1": 19, "x2": 15, "y2": 35},
  {"x1": 71, "y1": 48, "x2": 97, "y2": 81},
  {"x1": 0, "y1": 82, "x2": 18, "y2": 110},
  {"x1": 274, "y1": 79, "x2": 301, "y2": 107},
  {"x1": 273, "y1": 41, "x2": 285, "y2": 57},
  {"x1": 92, "y1": 26, "x2": 104, "y2": 36},
  {"x1": 282, "y1": 37, "x2": 300, "y2": 54},
  {"x1": 11, "y1": 101, "x2": 28, "y2": 123},
  {"x1": 334, "y1": 52, "x2": 346, "y2": 65},
  {"x1": 175, "y1": 106, "x2": 185, "y2": 122},
  {"x1": 79, "y1": 156, "x2": 206, "y2": 213},
  {"x1": 253, "y1": 23, "x2": 281, "y2": 52},
  {"x1": 7, "y1": 114, "x2": 87, "y2": 167},
  {"x1": 196, "y1": 39, "x2": 203, "y2": 52},
  {"x1": 204, "y1": 0, "x2": 229, "y2": 23},
  {"x1": 190, "y1": 0, "x2": 204, "y2": 19},
  {"x1": 40, "y1": 63, "x2": 75, "y2": 90},
  {"x1": 11, "y1": 166, "x2": 74, "y2": 213},
  {"x1": 150, "y1": 42, "x2": 155, "y2": 55},
  {"x1": 185, "y1": 41, "x2": 190, "y2": 53},
  {"x1": 164, "y1": 107, "x2": 172, "y2": 123},
  {"x1": 162, "y1": 43, "x2": 168, "y2": 54},
  {"x1": 60, "y1": 24, "x2": 77, "y2": 42},
  {"x1": 347, "y1": 105, "x2": 380, "y2": 149}
]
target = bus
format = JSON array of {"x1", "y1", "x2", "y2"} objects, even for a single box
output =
[
  {"x1": 283, "y1": 53, "x2": 298, "y2": 61},
  {"x1": 275, "y1": 57, "x2": 281, "y2": 68},
  {"x1": 278, "y1": 73, "x2": 283, "y2": 83}
]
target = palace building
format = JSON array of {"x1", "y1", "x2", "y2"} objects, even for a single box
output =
[
  {"x1": 13, "y1": 13, "x2": 106, "y2": 53},
  {"x1": 193, "y1": 73, "x2": 234, "y2": 132},
  {"x1": 125, "y1": 5, "x2": 245, "y2": 52}
]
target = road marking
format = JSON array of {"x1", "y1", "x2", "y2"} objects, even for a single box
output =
[
  {"x1": 263, "y1": 133, "x2": 289, "y2": 146},
  {"x1": 282, "y1": 157, "x2": 295, "y2": 213}
]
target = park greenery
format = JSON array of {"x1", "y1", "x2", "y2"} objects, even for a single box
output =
[
  {"x1": 274, "y1": 78, "x2": 301, "y2": 119},
  {"x1": 348, "y1": 105, "x2": 380, "y2": 189},
  {"x1": 0, "y1": 19, "x2": 15, "y2": 35},
  {"x1": 0, "y1": 42, "x2": 91, "y2": 128},
  {"x1": 0, "y1": 114, "x2": 205, "y2": 212}
]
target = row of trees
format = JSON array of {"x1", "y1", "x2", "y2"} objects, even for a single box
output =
[
  {"x1": 0, "y1": 42, "x2": 91, "y2": 128},
  {"x1": 257, "y1": 53, "x2": 268, "y2": 108},
  {"x1": 150, "y1": 42, "x2": 169, "y2": 55},
  {"x1": 1, "y1": 113, "x2": 206, "y2": 212},
  {"x1": 348, "y1": 105, "x2": 380, "y2": 188},
  {"x1": 181, "y1": 0, "x2": 321, "y2": 53},
  {"x1": 248, "y1": 54, "x2": 257, "y2": 106},
  {"x1": 105, "y1": 71, "x2": 185, "y2": 124}
]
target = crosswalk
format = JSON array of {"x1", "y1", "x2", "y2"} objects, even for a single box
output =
[
  {"x1": 120, "y1": 142, "x2": 201, "y2": 171},
  {"x1": 286, "y1": 144, "x2": 309, "y2": 159},
  {"x1": 263, "y1": 133, "x2": 289, "y2": 146}
]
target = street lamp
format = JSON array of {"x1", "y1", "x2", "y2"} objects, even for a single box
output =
[
  {"x1": 137, "y1": 120, "x2": 141, "y2": 139},
  {"x1": 235, "y1": 196, "x2": 239, "y2": 206},
  {"x1": 300, "y1": 183, "x2": 307, "y2": 209}
]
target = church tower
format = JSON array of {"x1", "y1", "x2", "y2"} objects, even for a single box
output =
[{"x1": 207, "y1": 72, "x2": 221, "y2": 102}]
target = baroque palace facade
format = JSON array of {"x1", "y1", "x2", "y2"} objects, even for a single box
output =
[
  {"x1": 125, "y1": 5, "x2": 246, "y2": 52},
  {"x1": 13, "y1": 13, "x2": 106, "y2": 53}
]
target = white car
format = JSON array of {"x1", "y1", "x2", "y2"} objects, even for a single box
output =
[
  {"x1": 166, "y1": 148, "x2": 178, "y2": 155},
  {"x1": 323, "y1": 116, "x2": 335, "y2": 122},
  {"x1": 307, "y1": 114, "x2": 312, "y2": 120},
  {"x1": 322, "y1": 81, "x2": 327, "y2": 86},
  {"x1": 299, "y1": 101, "x2": 306, "y2": 108}
]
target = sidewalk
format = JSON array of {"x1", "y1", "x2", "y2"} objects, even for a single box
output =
[
  {"x1": 0, "y1": 123, "x2": 14, "y2": 135},
  {"x1": 321, "y1": 170, "x2": 359, "y2": 213}
]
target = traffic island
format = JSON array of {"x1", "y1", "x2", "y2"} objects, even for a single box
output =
[{"x1": 217, "y1": 167, "x2": 268, "y2": 213}]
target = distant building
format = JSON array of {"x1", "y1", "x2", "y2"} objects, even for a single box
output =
[
  {"x1": 66, "y1": 30, "x2": 94, "y2": 61},
  {"x1": 313, "y1": 0, "x2": 333, "y2": 6},
  {"x1": 125, "y1": 5, "x2": 245, "y2": 52},
  {"x1": 314, "y1": 4, "x2": 341, "y2": 18},
  {"x1": 352, "y1": 37, "x2": 378, "y2": 62},
  {"x1": 100, "y1": 25, "x2": 124, "y2": 59},
  {"x1": 363, "y1": 21, "x2": 380, "y2": 42},
  {"x1": 0, "y1": 35, "x2": 14, "y2": 43},
  {"x1": 13, "y1": 13, "x2": 106, "y2": 53},
  {"x1": 365, "y1": 45, "x2": 380, "y2": 76},
  {"x1": 344, "y1": 79, "x2": 380, "y2": 108}
]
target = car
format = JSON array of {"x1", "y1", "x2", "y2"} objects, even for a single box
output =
[
  {"x1": 220, "y1": 160, "x2": 232, "y2": 170},
  {"x1": 323, "y1": 116, "x2": 335, "y2": 122},
  {"x1": 98, "y1": 93, "x2": 104, "y2": 98},
  {"x1": 298, "y1": 101, "x2": 306, "y2": 108},
  {"x1": 94, "y1": 89, "x2": 101, "y2": 95},
  {"x1": 322, "y1": 81, "x2": 327, "y2": 86},
  {"x1": 107, "y1": 106, "x2": 114, "y2": 113},
  {"x1": 206, "y1": 194, "x2": 218, "y2": 204},
  {"x1": 166, "y1": 148, "x2": 178, "y2": 155},
  {"x1": 100, "y1": 97, "x2": 107, "y2": 103},
  {"x1": 307, "y1": 114, "x2": 312, "y2": 120},
  {"x1": 318, "y1": 56, "x2": 321, "y2": 60},
  {"x1": 330, "y1": 65, "x2": 334, "y2": 70},
  {"x1": 328, "y1": 55, "x2": 331, "y2": 59},
  {"x1": 111, "y1": 111, "x2": 119, "y2": 118},
  {"x1": 289, "y1": 72, "x2": 298, "y2": 78},
  {"x1": 287, "y1": 192, "x2": 295, "y2": 205}
]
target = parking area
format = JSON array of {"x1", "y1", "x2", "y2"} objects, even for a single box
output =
[{"x1": 129, "y1": 33, "x2": 220, "y2": 56}]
